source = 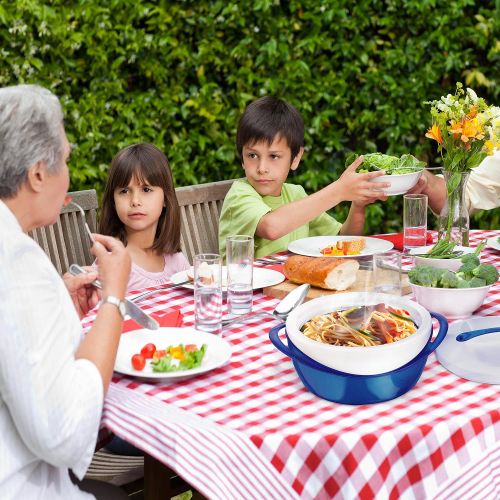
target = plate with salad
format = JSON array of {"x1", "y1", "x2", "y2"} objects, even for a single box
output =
[
  {"x1": 115, "y1": 327, "x2": 232, "y2": 381},
  {"x1": 486, "y1": 236, "x2": 500, "y2": 252},
  {"x1": 348, "y1": 152, "x2": 425, "y2": 196}
]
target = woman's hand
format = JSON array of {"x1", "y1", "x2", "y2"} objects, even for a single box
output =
[
  {"x1": 63, "y1": 267, "x2": 100, "y2": 319},
  {"x1": 91, "y1": 233, "x2": 131, "y2": 300},
  {"x1": 337, "y1": 157, "x2": 390, "y2": 204}
]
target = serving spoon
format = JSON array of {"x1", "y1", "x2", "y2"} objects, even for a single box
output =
[{"x1": 222, "y1": 283, "x2": 310, "y2": 327}]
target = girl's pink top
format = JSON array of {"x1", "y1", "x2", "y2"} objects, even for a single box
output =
[{"x1": 127, "y1": 252, "x2": 190, "y2": 293}]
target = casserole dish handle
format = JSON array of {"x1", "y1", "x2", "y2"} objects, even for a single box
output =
[
  {"x1": 421, "y1": 312, "x2": 448, "y2": 356},
  {"x1": 269, "y1": 324, "x2": 334, "y2": 373}
]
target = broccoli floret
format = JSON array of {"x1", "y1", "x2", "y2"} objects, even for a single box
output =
[
  {"x1": 408, "y1": 265, "x2": 445, "y2": 287},
  {"x1": 439, "y1": 270, "x2": 460, "y2": 288},
  {"x1": 409, "y1": 265, "x2": 433, "y2": 286},
  {"x1": 472, "y1": 264, "x2": 499, "y2": 286},
  {"x1": 456, "y1": 278, "x2": 471, "y2": 288},
  {"x1": 457, "y1": 260, "x2": 477, "y2": 280},
  {"x1": 460, "y1": 253, "x2": 480, "y2": 267},
  {"x1": 468, "y1": 277, "x2": 487, "y2": 288}
]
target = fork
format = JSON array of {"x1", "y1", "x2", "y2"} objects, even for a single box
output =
[
  {"x1": 130, "y1": 281, "x2": 190, "y2": 302},
  {"x1": 255, "y1": 256, "x2": 287, "y2": 265}
]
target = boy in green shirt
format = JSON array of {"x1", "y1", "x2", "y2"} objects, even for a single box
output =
[{"x1": 218, "y1": 96, "x2": 389, "y2": 259}]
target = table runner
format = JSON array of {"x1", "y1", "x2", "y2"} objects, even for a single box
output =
[{"x1": 83, "y1": 230, "x2": 500, "y2": 499}]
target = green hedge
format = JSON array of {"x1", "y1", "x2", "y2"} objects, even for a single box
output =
[{"x1": 1, "y1": 0, "x2": 498, "y2": 232}]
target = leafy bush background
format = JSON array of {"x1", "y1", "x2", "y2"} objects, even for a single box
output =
[{"x1": 0, "y1": 0, "x2": 498, "y2": 232}]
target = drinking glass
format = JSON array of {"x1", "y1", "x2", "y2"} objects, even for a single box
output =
[
  {"x1": 226, "y1": 235, "x2": 254, "y2": 315},
  {"x1": 403, "y1": 194, "x2": 428, "y2": 253},
  {"x1": 372, "y1": 250, "x2": 402, "y2": 296},
  {"x1": 194, "y1": 253, "x2": 222, "y2": 335}
]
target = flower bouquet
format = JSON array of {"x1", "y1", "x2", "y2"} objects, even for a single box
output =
[{"x1": 426, "y1": 83, "x2": 499, "y2": 245}]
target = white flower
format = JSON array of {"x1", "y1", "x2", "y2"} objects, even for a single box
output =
[{"x1": 466, "y1": 88, "x2": 478, "y2": 102}]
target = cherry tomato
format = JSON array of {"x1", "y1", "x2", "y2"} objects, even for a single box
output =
[
  {"x1": 140, "y1": 343, "x2": 156, "y2": 359},
  {"x1": 131, "y1": 354, "x2": 146, "y2": 371},
  {"x1": 153, "y1": 349, "x2": 167, "y2": 361},
  {"x1": 185, "y1": 344, "x2": 198, "y2": 352}
]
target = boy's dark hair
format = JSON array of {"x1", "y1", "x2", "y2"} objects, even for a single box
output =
[
  {"x1": 236, "y1": 96, "x2": 304, "y2": 161},
  {"x1": 99, "y1": 143, "x2": 182, "y2": 255}
]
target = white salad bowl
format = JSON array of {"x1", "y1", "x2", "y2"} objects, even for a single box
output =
[
  {"x1": 410, "y1": 245, "x2": 475, "y2": 272},
  {"x1": 410, "y1": 284, "x2": 491, "y2": 320},
  {"x1": 371, "y1": 170, "x2": 423, "y2": 196},
  {"x1": 285, "y1": 292, "x2": 433, "y2": 375}
]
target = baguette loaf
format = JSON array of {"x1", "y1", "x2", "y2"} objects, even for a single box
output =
[{"x1": 284, "y1": 256, "x2": 359, "y2": 291}]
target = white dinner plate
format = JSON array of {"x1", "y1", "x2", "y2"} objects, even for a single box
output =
[
  {"x1": 288, "y1": 235, "x2": 394, "y2": 258},
  {"x1": 435, "y1": 316, "x2": 500, "y2": 384},
  {"x1": 170, "y1": 266, "x2": 285, "y2": 291},
  {"x1": 486, "y1": 236, "x2": 500, "y2": 252},
  {"x1": 115, "y1": 327, "x2": 232, "y2": 381}
]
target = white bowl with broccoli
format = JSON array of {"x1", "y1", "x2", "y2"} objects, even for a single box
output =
[
  {"x1": 350, "y1": 152, "x2": 425, "y2": 196},
  {"x1": 408, "y1": 253, "x2": 498, "y2": 319}
]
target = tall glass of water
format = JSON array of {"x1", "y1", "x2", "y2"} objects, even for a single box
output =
[
  {"x1": 226, "y1": 235, "x2": 254, "y2": 315},
  {"x1": 194, "y1": 253, "x2": 222, "y2": 335},
  {"x1": 403, "y1": 194, "x2": 428, "y2": 253}
]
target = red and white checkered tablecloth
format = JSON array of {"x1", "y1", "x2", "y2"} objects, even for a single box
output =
[{"x1": 83, "y1": 230, "x2": 500, "y2": 500}]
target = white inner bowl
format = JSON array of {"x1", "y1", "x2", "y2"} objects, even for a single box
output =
[
  {"x1": 370, "y1": 170, "x2": 423, "y2": 196},
  {"x1": 410, "y1": 245, "x2": 475, "y2": 272},
  {"x1": 285, "y1": 292, "x2": 432, "y2": 375},
  {"x1": 410, "y1": 283, "x2": 491, "y2": 320}
]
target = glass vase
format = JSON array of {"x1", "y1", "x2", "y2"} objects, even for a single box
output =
[{"x1": 437, "y1": 171, "x2": 470, "y2": 246}]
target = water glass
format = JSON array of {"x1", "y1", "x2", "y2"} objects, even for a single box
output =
[
  {"x1": 403, "y1": 194, "x2": 428, "y2": 252},
  {"x1": 372, "y1": 250, "x2": 402, "y2": 296},
  {"x1": 226, "y1": 235, "x2": 254, "y2": 315},
  {"x1": 194, "y1": 253, "x2": 222, "y2": 335}
]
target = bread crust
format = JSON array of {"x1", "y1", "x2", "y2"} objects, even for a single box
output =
[{"x1": 284, "y1": 255, "x2": 359, "y2": 290}]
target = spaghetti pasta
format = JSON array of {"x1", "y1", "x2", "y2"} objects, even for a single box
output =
[{"x1": 301, "y1": 305, "x2": 417, "y2": 347}]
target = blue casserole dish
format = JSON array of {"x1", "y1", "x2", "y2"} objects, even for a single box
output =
[{"x1": 269, "y1": 312, "x2": 448, "y2": 405}]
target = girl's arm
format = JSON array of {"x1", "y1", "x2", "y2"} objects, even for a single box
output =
[{"x1": 256, "y1": 159, "x2": 389, "y2": 240}]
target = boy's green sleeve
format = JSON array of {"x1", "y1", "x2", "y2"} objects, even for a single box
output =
[{"x1": 218, "y1": 181, "x2": 271, "y2": 261}]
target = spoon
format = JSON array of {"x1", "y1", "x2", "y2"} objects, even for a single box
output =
[
  {"x1": 222, "y1": 283, "x2": 310, "y2": 327},
  {"x1": 456, "y1": 327, "x2": 500, "y2": 342}
]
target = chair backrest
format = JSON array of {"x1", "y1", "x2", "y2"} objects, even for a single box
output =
[
  {"x1": 175, "y1": 179, "x2": 234, "y2": 264},
  {"x1": 28, "y1": 189, "x2": 98, "y2": 275}
]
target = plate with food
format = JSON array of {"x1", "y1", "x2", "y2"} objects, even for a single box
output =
[
  {"x1": 486, "y1": 236, "x2": 500, "y2": 252},
  {"x1": 115, "y1": 327, "x2": 232, "y2": 381},
  {"x1": 288, "y1": 236, "x2": 393, "y2": 258},
  {"x1": 170, "y1": 266, "x2": 285, "y2": 291},
  {"x1": 348, "y1": 152, "x2": 425, "y2": 196}
]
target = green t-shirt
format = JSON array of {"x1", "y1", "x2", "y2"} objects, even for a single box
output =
[{"x1": 218, "y1": 179, "x2": 342, "y2": 260}]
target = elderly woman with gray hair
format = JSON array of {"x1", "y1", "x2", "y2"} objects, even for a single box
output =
[{"x1": 0, "y1": 85, "x2": 131, "y2": 499}]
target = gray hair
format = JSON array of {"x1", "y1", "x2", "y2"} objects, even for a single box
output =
[{"x1": 0, "y1": 84, "x2": 64, "y2": 199}]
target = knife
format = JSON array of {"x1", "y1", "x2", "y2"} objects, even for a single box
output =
[{"x1": 69, "y1": 264, "x2": 159, "y2": 330}]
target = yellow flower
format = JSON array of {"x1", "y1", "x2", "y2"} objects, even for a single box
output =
[{"x1": 425, "y1": 124, "x2": 443, "y2": 144}]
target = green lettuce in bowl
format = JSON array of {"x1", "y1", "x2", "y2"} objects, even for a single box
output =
[{"x1": 346, "y1": 152, "x2": 426, "y2": 196}]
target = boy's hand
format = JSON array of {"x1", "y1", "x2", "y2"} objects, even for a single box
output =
[{"x1": 337, "y1": 156, "x2": 391, "y2": 204}]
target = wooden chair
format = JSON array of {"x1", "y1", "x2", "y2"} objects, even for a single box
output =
[
  {"x1": 28, "y1": 189, "x2": 98, "y2": 275},
  {"x1": 175, "y1": 179, "x2": 234, "y2": 263}
]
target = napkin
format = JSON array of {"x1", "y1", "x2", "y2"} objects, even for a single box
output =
[
  {"x1": 122, "y1": 309, "x2": 183, "y2": 333},
  {"x1": 371, "y1": 232, "x2": 434, "y2": 251}
]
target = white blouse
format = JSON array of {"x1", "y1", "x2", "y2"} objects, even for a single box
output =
[{"x1": 0, "y1": 201, "x2": 103, "y2": 499}]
